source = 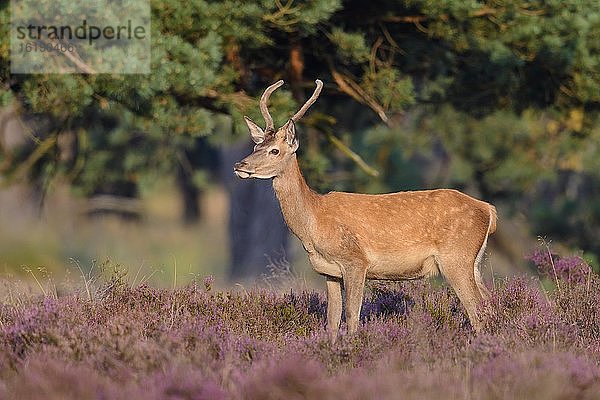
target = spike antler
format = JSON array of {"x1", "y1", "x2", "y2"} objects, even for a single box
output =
[
  {"x1": 259, "y1": 79, "x2": 323, "y2": 130},
  {"x1": 291, "y1": 79, "x2": 323, "y2": 123},
  {"x1": 259, "y1": 80, "x2": 284, "y2": 132}
]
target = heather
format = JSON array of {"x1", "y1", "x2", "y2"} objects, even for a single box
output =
[{"x1": 1, "y1": 254, "x2": 600, "y2": 399}]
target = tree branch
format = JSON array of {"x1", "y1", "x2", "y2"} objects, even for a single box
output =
[
  {"x1": 2, "y1": 135, "x2": 57, "y2": 186},
  {"x1": 381, "y1": 7, "x2": 502, "y2": 24},
  {"x1": 43, "y1": 39, "x2": 97, "y2": 74},
  {"x1": 330, "y1": 69, "x2": 391, "y2": 126},
  {"x1": 327, "y1": 133, "x2": 379, "y2": 177}
]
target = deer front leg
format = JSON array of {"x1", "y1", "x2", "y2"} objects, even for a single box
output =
[
  {"x1": 326, "y1": 276, "x2": 342, "y2": 344},
  {"x1": 308, "y1": 253, "x2": 343, "y2": 343},
  {"x1": 342, "y1": 265, "x2": 367, "y2": 335}
]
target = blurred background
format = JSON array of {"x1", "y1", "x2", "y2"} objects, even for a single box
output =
[{"x1": 0, "y1": 0, "x2": 599, "y2": 289}]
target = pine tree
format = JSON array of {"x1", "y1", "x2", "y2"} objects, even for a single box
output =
[{"x1": 1, "y1": 0, "x2": 600, "y2": 272}]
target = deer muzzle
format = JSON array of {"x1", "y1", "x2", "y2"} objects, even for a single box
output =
[{"x1": 233, "y1": 161, "x2": 252, "y2": 179}]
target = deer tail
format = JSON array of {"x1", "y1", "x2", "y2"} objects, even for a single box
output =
[{"x1": 474, "y1": 204, "x2": 497, "y2": 300}]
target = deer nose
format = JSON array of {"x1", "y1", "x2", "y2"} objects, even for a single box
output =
[{"x1": 234, "y1": 161, "x2": 247, "y2": 170}]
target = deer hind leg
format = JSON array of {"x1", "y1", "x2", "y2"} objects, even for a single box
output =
[
  {"x1": 438, "y1": 255, "x2": 486, "y2": 332},
  {"x1": 341, "y1": 263, "x2": 367, "y2": 335},
  {"x1": 325, "y1": 276, "x2": 343, "y2": 344}
]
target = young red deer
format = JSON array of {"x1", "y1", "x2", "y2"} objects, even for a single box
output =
[{"x1": 234, "y1": 79, "x2": 497, "y2": 343}]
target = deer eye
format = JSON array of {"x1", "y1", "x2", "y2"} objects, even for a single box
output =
[{"x1": 269, "y1": 149, "x2": 280, "y2": 155}]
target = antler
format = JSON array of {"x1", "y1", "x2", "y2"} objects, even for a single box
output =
[
  {"x1": 258, "y1": 79, "x2": 323, "y2": 130},
  {"x1": 291, "y1": 79, "x2": 323, "y2": 123},
  {"x1": 260, "y1": 80, "x2": 284, "y2": 132}
]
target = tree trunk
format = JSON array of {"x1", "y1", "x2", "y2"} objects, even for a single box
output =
[
  {"x1": 221, "y1": 139, "x2": 290, "y2": 281},
  {"x1": 176, "y1": 161, "x2": 201, "y2": 224}
]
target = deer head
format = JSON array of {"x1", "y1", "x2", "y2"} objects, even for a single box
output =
[{"x1": 234, "y1": 79, "x2": 323, "y2": 179}]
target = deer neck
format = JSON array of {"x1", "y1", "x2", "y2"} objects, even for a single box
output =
[{"x1": 272, "y1": 155, "x2": 319, "y2": 241}]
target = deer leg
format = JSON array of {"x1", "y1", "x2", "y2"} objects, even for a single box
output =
[
  {"x1": 342, "y1": 265, "x2": 367, "y2": 335},
  {"x1": 439, "y1": 257, "x2": 485, "y2": 332},
  {"x1": 325, "y1": 276, "x2": 342, "y2": 344}
]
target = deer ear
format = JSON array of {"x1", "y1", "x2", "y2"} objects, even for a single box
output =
[
  {"x1": 284, "y1": 120, "x2": 299, "y2": 152},
  {"x1": 244, "y1": 116, "x2": 265, "y2": 144}
]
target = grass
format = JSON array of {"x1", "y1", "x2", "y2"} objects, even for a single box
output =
[
  {"x1": 0, "y1": 181, "x2": 231, "y2": 286},
  {"x1": 0, "y1": 250, "x2": 599, "y2": 399}
]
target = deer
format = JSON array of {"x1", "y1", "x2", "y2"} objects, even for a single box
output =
[{"x1": 234, "y1": 79, "x2": 497, "y2": 343}]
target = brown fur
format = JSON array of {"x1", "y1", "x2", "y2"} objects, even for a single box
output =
[
  {"x1": 234, "y1": 80, "x2": 496, "y2": 343},
  {"x1": 270, "y1": 156, "x2": 495, "y2": 341}
]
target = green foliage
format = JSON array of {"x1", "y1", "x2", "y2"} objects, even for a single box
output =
[
  {"x1": 1, "y1": 0, "x2": 600, "y2": 256},
  {"x1": 362, "y1": 67, "x2": 415, "y2": 113},
  {"x1": 0, "y1": 0, "x2": 345, "y2": 197},
  {"x1": 329, "y1": 28, "x2": 370, "y2": 63}
]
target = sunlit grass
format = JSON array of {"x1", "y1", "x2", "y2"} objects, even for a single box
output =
[{"x1": 0, "y1": 179, "x2": 229, "y2": 287}]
